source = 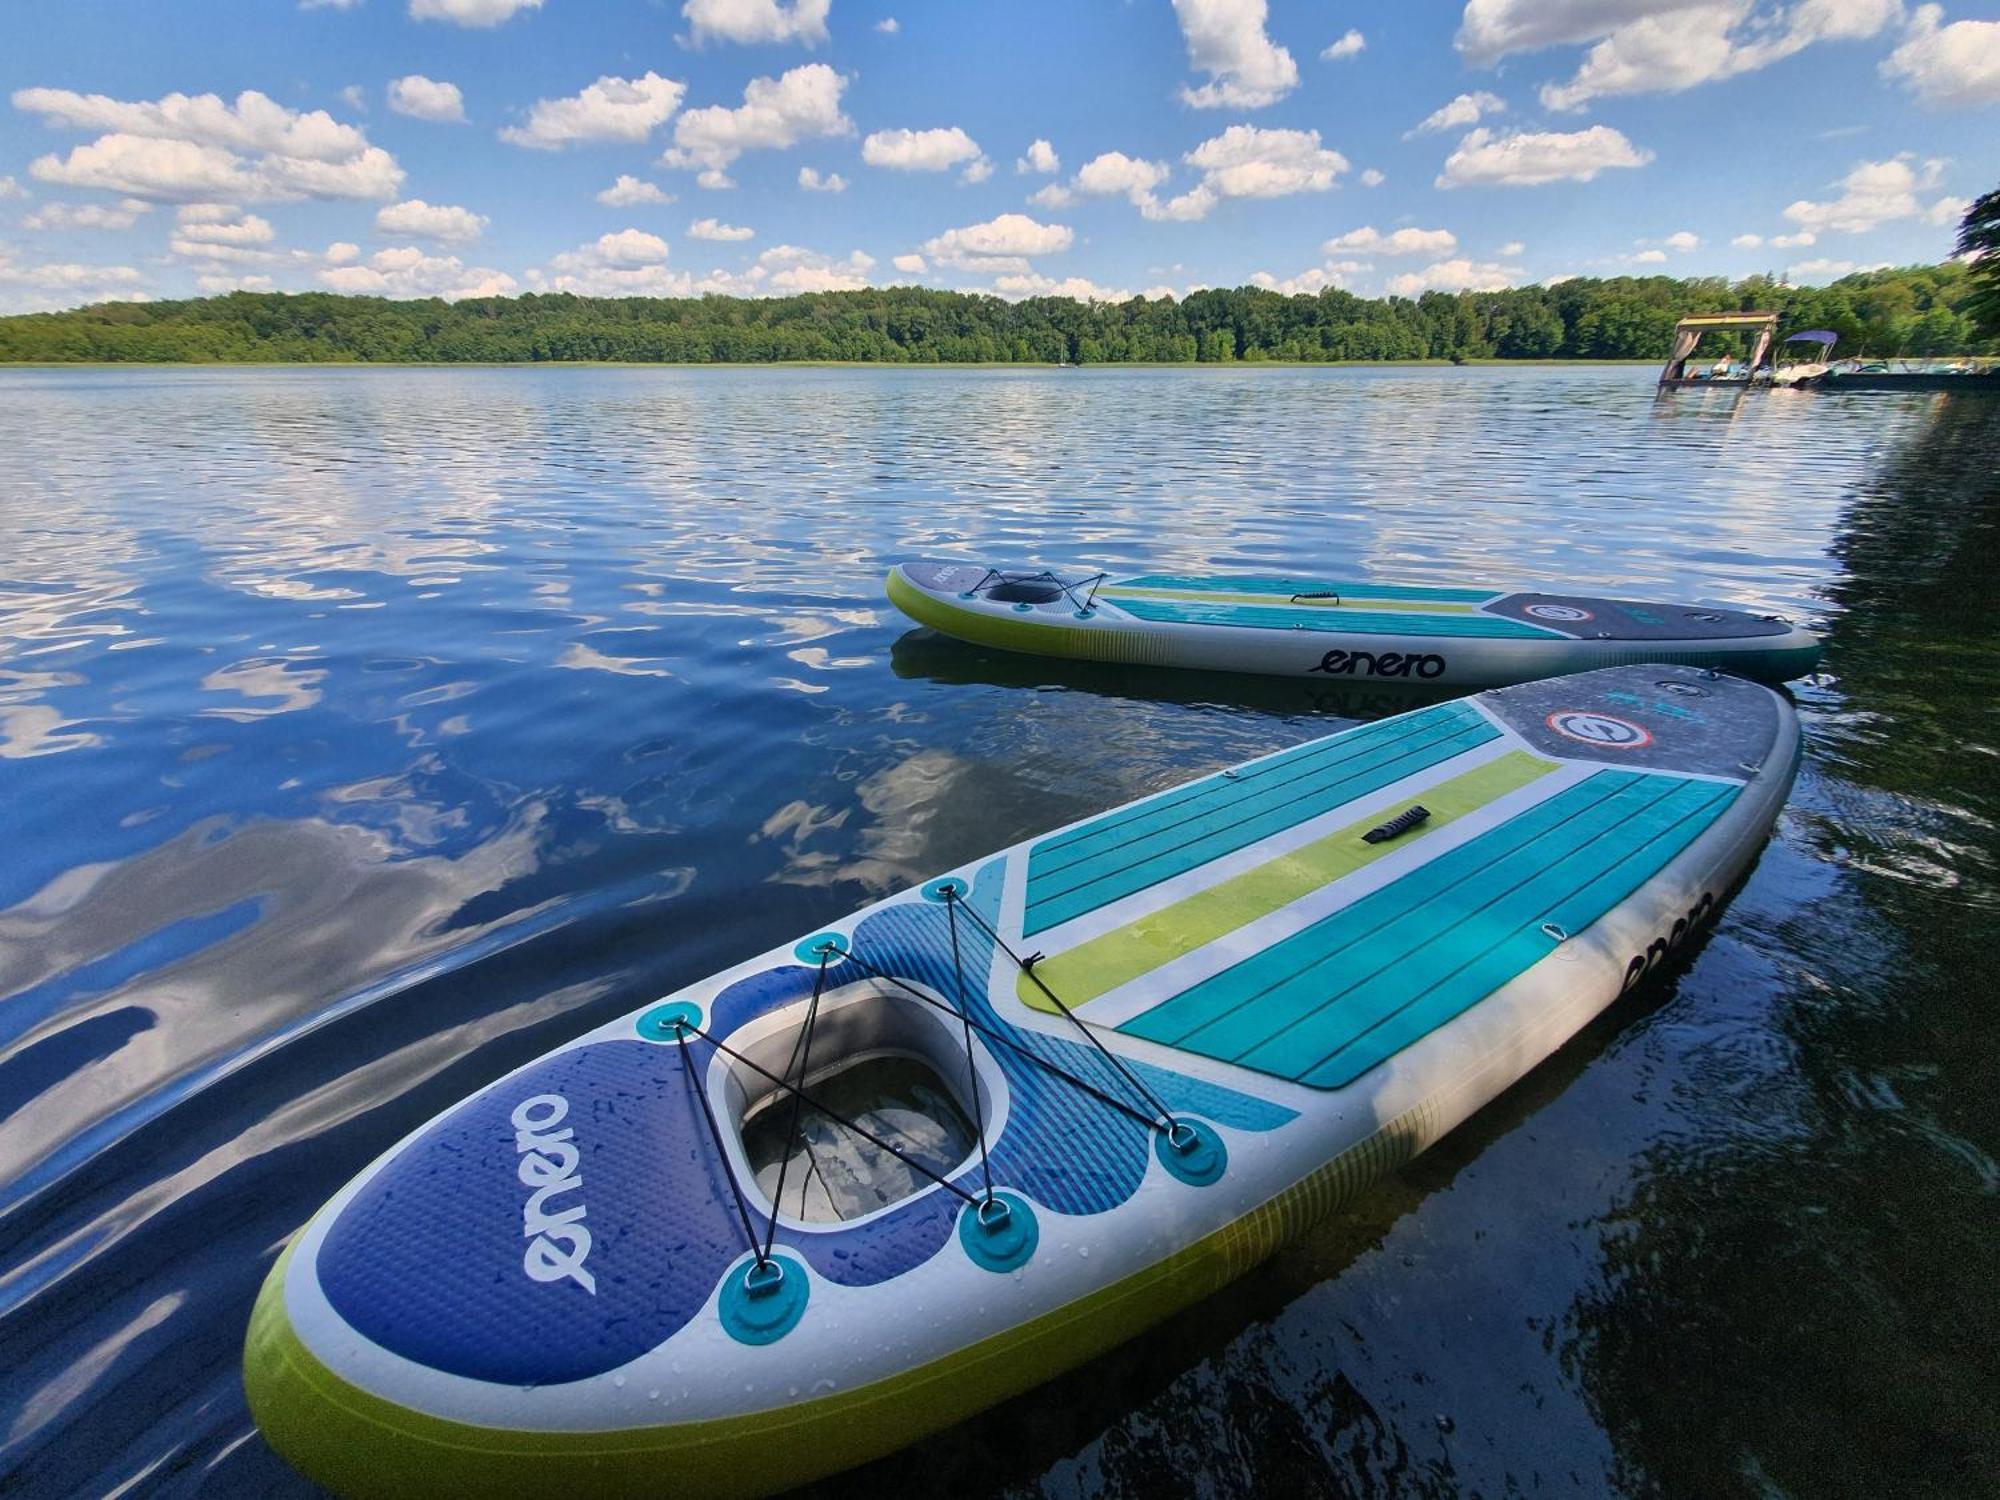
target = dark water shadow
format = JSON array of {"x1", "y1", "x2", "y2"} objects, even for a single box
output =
[{"x1": 1555, "y1": 393, "x2": 2000, "y2": 1497}]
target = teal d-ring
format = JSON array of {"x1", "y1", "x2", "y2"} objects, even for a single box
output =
[
  {"x1": 920, "y1": 876, "x2": 970, "y2": 905},
  {"x1": 958, "y1": 1192, "x2": 1038, "y2": 1273},
  {"x1": 636, "y1": 999, "x2": 704, "y2": 1042},
  {"x1": 792, "y1": 931, "x2": 847, "y2": 964},
  {"x1": 1156, "y1": 1118, "x2": 1227, "y2": 1186},
  {"x1": 719, "y1": 1254, "x2": 809, "y2": 1345}
]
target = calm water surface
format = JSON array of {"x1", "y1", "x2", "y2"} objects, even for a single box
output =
[{"x1": 0, "y1": 367, "x2": 1994, "y2": 1497}]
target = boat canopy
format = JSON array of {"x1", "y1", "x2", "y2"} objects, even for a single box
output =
[
  {"x1": 1660, "y1": 311, "x2": 1779, "y2": 384},
  {"x1": 1783, "y1": 330, "x2": 1839, "y2": 345}
]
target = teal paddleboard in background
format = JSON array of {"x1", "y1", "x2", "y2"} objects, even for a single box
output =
[{"x1": 888, "y1": 560, "x2": 1823, "y2": 688}]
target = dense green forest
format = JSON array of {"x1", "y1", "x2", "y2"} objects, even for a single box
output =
[{"x1": 0, "y1": 262, "x2": 1988, "y2": 365}]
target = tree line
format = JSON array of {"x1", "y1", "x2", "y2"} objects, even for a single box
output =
[{"x1": 0, "y1": 262, "x2": 1989, "y2": 366}]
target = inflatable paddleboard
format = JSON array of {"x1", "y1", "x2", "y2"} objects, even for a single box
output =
[
  {"x1": 246, "y1": 664, "x2": 1799, "y2": 1498},
  {"x1": 887, "y1": 560, "x2": 1822, "y2": 688}
]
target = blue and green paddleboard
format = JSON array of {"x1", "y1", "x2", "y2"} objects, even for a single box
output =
[
  {"x1": 887, "y1": 559, "x2": 1823, "y2": 687},
  {"x1": 246, "y1": 664, "x2": 1798, "y2": 1498}
]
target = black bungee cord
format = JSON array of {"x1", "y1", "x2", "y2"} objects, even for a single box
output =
[{"x1": 675, "y1": 882, "x2": 1200, "y2": 1268}]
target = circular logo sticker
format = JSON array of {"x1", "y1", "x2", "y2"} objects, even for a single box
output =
[
  {"x1": 1546, "y1": 710, "x2": 1654, "y2": 749},
  {"x1": 1526, "y1": 603, "x2": 1594, "y2": 622}
]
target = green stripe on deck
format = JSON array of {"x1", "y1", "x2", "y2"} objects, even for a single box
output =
[
  {"x1": 1018, "y1": 749, "x2": 1558, "y2": 1014},
  {"x1": 1022, "y1": 703, "x2": 1499, "y2": 936},
  {"x1": 1108, "y1": 597, "x2": 1558, "y2": 638},
  {"x1": 1120, "y1": 769, "x2": 1738, "y2": 1089},
  {"x1": 1120, "y1": 575, "x2": 1498, "y2": 603}
]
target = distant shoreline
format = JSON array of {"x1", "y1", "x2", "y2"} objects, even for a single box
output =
[
  {"x1": 0, "y1": 358, "x2": 1664, "y2": 370},
  {"x1": 2, "y1": 267, "x2": 1981, "y2": 367}
]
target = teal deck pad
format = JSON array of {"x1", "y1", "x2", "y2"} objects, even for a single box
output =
[
  {"x1": 1110, "y1": 597, "x2": 1557, "y2": 638},
  {"x1": 1032, "y1": 703, "x2": 1479, "y2": 863},
  {"x1": 1120, "y1": 769, "x2": 1737, "y2": 1087},
  {"x1": 1023, "y1": 705, "x2": 1499, "y2": 935},
  {"x1": 1119, "y1": 575, "x2": 1498, "y2": 603}
]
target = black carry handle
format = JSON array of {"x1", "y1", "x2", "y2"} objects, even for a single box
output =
[{"x1": 1362, "y1": 805, "x2": 1431, "y2": 844}]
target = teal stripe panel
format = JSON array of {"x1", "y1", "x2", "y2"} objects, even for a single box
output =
[
  {"x1": 1231, "y1": 777, "x2": 1695, "y2": 1075},
  {"x1": 1111, "y1": 597, "x2": 1554, "y2": 638},
  {"x1": 1123, "y1": 772, "x2": 1644, "y2": 1050},
  {"x1": 1033, "y1": 703, "x2": 1476, "y2": 864},
  {"x1": 1023, "y1": 705, "x2": 1498, "y2": 936},
  {"x1": 1118, "y1": 770, "x2": 1737, "y2": 1089},
  {"x1": 1301, "y1": 781, "x2": 1735, "y2": 1088},
  {"x1": 1120, "y1": 575, "x2": 1497, "y2": 603}
]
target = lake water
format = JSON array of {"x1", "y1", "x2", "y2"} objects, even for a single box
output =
[{"x1": 0, "y1": 366, "x2": 1994, "y2": 1497}]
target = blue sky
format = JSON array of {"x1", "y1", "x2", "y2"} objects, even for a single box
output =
[{"x1": 1, "y1": 0, "x2": 1995, "y2": 312}]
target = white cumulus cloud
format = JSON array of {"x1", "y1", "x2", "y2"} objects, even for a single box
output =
[
  {"x1": 23, "y1": 198, "x2": 152, "y2": 231},
  {"x1": 1324, "y1": 225, "x2": 1458, "y2": 256},
  {"x1": 1664, "y1": 229, "x2": 1701, "y2": 250},
  {"x1": 1455, "y1": 0, "x2": 1907, "y2": 113},
  {"x1": 1784, "y1": 155, "x2": 1943, "y2": 233},
  {"x1": 1385, "y1": 257, "x2": 1523, "y2": 295},
  {"x1": 1925, "y1": 193, "x2": 1969, "y2": 226},
  {"x1": 17, "y1": 86, "x2": 403, "y2": 203},
  {"x1": 797, "y1": 166, "x2": 847, "y2": 192},
  {"x1": 1017, "y1": 139, "x2": 1059, "y2": 175},
  {"x1": 689, "y1": 216, "x2": 753, "y2": 240},
  {"x1": 663, "y1": 64, "x2": 852, "y2": 175},
  {"x1": 1174, "y1": 124, "x2": 1348, "y2": 214},
  {"x1": 197, "y1": 272, "x2": 275, "y2": 293},
  {"x1": 1882, "y1": 5, "x2": 2000, "y2": 108},
  {"x1": 1172, "y1": 0, "x2": 1299, "y2": 108},
  {"x1": 530, "y1": 236, "x2": 869, "y2": 297},
  {"x1": 922, "y1": 212, "x2": 1073, "y2": 269},
  {"x1": 1072, "y1": 151, "x2": 1170, "y2": 206},
  {"x1": 322, "y1": 243, "x2": 516, "y2": 297},
  {"x1": 169, "y1": 208, "x2": 282, "y2": 265},
  {"x1": 500, "y1": 73, "x2": 686, "y2": 150},
  {"x1": 388, "y1": 75, "x2": 466, "y2": 123},
  {"x1": 1787, "y1": 255, "x2": 1889, "y2": 281},
  {"x1": 0, "y1": 249, "x2": 148, "y2": 311},
  {"x1": 1407, "y1": 91, "x2": 1506, "y2": 137},
  {"x1": 375, "y1": 197, "x2": 488, "y2": 243},
  {"x1": 1250, "y1": 260, "x2": 1369, "y2": 294},
  {"x1": 409, "y1": 0, "x2": 542, "y2": 26},
  {"x1": 991, "y1": 272, "x2": 1131, "y2": 302},
  {"x1": 862, "y1": 126, "x2": 982, "y2": 172},
  {"x1": 756, "y1": 244, "x2": 874, "y2": 292},
  {"x1": 597, "y1": 175, "x2": 672, "y2": 206},
  {"x1": 1437, "y1": 125, "x2": 1653, "y2": 188},
  {"x1": 682, "y1": 0, "x2": 831, "y2": 48},
  {"x1": 1322, "y1": 29, "x2": 1366, "y2": 60},
  {"x1": 892, "y1": 252, "x2": 926, "y2": 273}
]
